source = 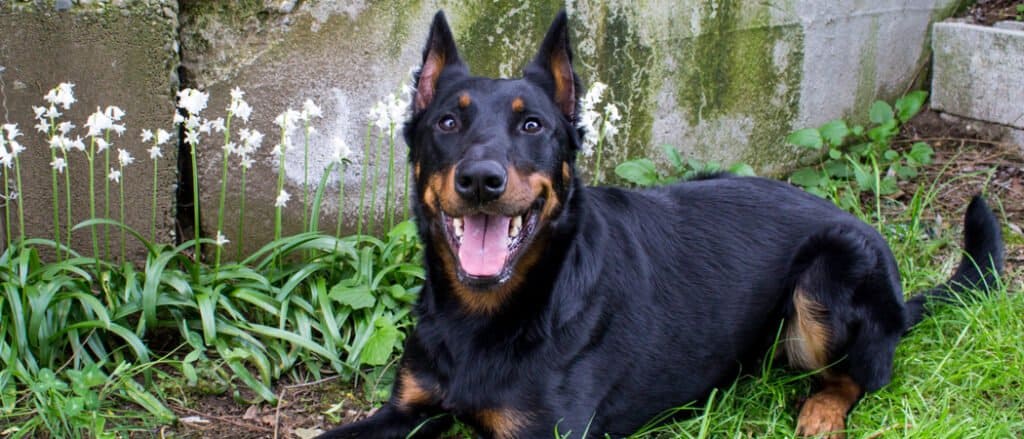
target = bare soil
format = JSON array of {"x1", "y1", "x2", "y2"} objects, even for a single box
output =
[{"x1": 960, "y1": 0, "x2": 1024, "y2": 25}]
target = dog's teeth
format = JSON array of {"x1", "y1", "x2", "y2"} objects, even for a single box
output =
[
  {"x1": 509, "y1": 216, "x2": 523, "y2": 238},
  {"x1": 453, "y1": 217, "x2": 464, "y2": 238}
]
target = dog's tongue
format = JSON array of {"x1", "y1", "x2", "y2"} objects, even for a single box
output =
[{"x1": 458, "y1": 214, "x2": 510, "y2": 277}]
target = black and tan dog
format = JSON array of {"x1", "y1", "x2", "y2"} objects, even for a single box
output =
[{"x1": 320, "y1": 11, "x2": 1004, "y2": 439}]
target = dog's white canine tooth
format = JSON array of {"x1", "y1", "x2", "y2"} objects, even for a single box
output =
[
  {"x1": 509, "y1": 215, "x2": 523, "y2": 238},
  {"x1": 453, "y1": 217, "x2": 464, "y2": 238}
]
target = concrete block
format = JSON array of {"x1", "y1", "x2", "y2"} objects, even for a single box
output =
[
  {"x1": 178, "y1": 0, "x2": 960, "y2": 255},
  {"x1": 994, "y1": 21, "x2": 1024, "y2": 32},
  {"x1": 0, "y1": 2, "x2": 179, "y2": 260},
  {"x1": 932, "y1": 22, "x2": 1024, "y2": 130}
]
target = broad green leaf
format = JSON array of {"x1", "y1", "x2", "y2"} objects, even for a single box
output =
[
  {"x1": 786, "y1": 128, "x2": 823, "y2": 149},
  {"x1": 615, "y1": 159, "x2": 659, "y2": 186},
  {"x1": 789, "y1": 168, "x2": 823, "y2": 188},
  {"x1": 330, "y1": 284, "x2": 375, "y2": 310},
  {"x1": 663, "y1": 145, "x2": 684, "y2": 173},
  {"x1": 907, "y1": 142, "x2": 934, "y2": 165},
  {"x1": 869, "y1": 101, "x2": 894, "y2": 125},
  {"x1": 727, "y1": 163, "x2": 756, "y2": 177},
  {"x1": 360, "y1": 317, "x2": 399, "y2": 366},
  {"x1": 895, "y1": 91, "x2": 928, "y2": 122},
  {"x1": 819, "y1": 120, "x2": 850, "y2": 147}
]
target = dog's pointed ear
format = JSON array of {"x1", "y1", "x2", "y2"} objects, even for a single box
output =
[
  {"x1": 414, "y1": 11, "x2": 467, "y2": 112},
  {"x1": 524, "y1": 11, "x2": 578, "y2": 119}
]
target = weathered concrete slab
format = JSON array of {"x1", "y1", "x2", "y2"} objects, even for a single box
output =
[
  {"x1": 0, "y1": 1, "x2": 179, "y2": 260},
  {"x1": 932, "y1": 22, "x2": 1024, "y2": 130},
  {"x1": 179, "y1": 0, "x2": 960, "y2": 255},
  {"x1": 993, "y1": 20, "x2": 1024, "y2": 32}
]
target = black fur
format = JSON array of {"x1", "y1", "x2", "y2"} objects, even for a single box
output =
[{"x1": 319, "y1": 10, "x2": 1004, "y2": 439}]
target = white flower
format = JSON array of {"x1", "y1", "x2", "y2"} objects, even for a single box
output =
[
  {"x1": 95, "y1": 138, "x2": 110, "y2": 153},
  {"x1": 107, "y1": 168, "x2": 121, "y2": 183},
  {"x1": 331, "y1": 136, "x2": 351, "y2": 164},
  {"x1": 173, "y1": 113, "x2": 185, "y2": 125},
  {"x1": 368, "y1": 100, "x2": 388, "y2": 131},
  {"x1": 148, "y1": 145, "x2": 163, "y2": 160},
  {"x1": 49, "y1": 135, "x2": 70, "y2": 152},
  {"x1": 581, "y1": 82, "x2": 607, "y2": 110},
  {"x1": 385, "y1": 93, "x2": 408, "y2": 128},
  {"x1": 301, "y1": 99, "x2": 322, "y2": 120},
  {"x1": 2, "y1": 124, "x2": 19, "y2": 142},
  {"x1": 51, "y1": 157, "x2": 67, "y2": 174},
  {"x1": 85, "y1": 107, "x2": 113, "y2": 137},
  {"x1": 239, "y1": 128, "x2": 263, "y2": 153},
  {"x1": 230, "y1": 87, "x2": 245, "y2": 101},
  {"x1": 44, "y1": 105, "x2": 62, "y2": 119},
  {"x1": 105, "y1": 106, "x2": 125, "y2": 121},
  {"x1": 177, "y1": 88, "x2": 209, "y2": 115},
  {"x1": 214, "y1": 230, "x2": 229, "y2": 246},
  {"x1": 0, "y1": 148, "x2": 12, "y2": 168},
  {"x1": 604, "y1": 103, "x2": 622, "y2": 123},
  {"x1": 44, "y1": 83, "x2": 76, "y2": 110},
  {"x1": 274, "y1": 189, "x2": 290, "y2": 207},
  {"x1": 35, "y1": 120, "x2": 49, "y2": 133},
  {"x1": 239, "y1": 155, "x2": 255, "y2": 169},
  {"x1": 57, "y1": 121, "x2": 74, "y2": 135},
  {"x1": 222, "y1": 141, "x2": 238, "y2": 155},
  {"x1": 7, "y1": 141, "x2": 24, "y2": 157},
  {"x1": 274, "y1": 109, "x2": 301, "y2": 131},
  {"x1": 230, "y1": 99, "x2": 252, "y2": 122},
  {"x1": 155, "y1": 129, "x2": 172, "y2": 145},
  {"x1": 32, "y1": 106, "x2": 46, "y2": 120},
  {"x1": 209, "y1": 117, "x2": 226, "y2": 133},
  {"x1": 69, "y1": 136, "x2": 85, "y2": 152},
  {"x1": 141, "y1": 129, "x2": 153, "y2": 142},
  {"x1": 117, "y1": 148, "x2": 134, "y2": 167},
  {"x1": 184, "y1": 130, "x2": 200, "y2": 145}
]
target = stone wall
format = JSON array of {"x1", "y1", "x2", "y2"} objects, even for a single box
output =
[{"x1": 1, "y1": 0, "x2": 964, "y2": 258}]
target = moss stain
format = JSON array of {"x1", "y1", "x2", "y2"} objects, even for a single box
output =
[{"x1": 671, "y1": 0, "x2": 804, "y2": 171}]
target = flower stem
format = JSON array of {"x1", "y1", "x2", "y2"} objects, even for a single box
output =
[
  {"x1": 61, "y1": 149, "x2": 72, "y2": 253},
  {"x1": 336, "y1": 162, "x2": 346, "y2": 239},
  {"x1": 87, "y1": 141, "x2": 99, "y2": 262},
  {"x1": 103, "y1": 131, "x2": 111, "y2": 260},
  {"x1": 236, "y1": 167, "x2": 247, "y2": 261},
  {"x1": 3, "y1": 166, "x2": 11, "y2": 250},
  {"x1": 302, "y1": 122, "x2": 310, "y2": 234},
  {"x1": 403, "y1": 151, "x2": 410, "y2": 220},
  {"x1": 215, "y1": 115, "x2": 233, "y2": 270},
  {"x1": 119, "y1": 164, "x2": 126, "y2": 262},
  {"x1": 367, "y1": 132, "x2": 382, "y2": 236},
  {"x1": 385, "y1": 125, "x2": 395, "y2": 231},
  {"x1": 357, "y1": 122, "x2": 372, "y2": 236},
  {"x1": 151, "y1": 151, "x2": 158, "y2": 242},
  {"x1": 13, "y1": 153, "x2": 25, "y2": 242},
  {"x1": 593, "y1": 120, "x2": 606, "y2": 185},
  {"x1": 189, "y1": 133, "x2": 201, "y2": 264},
  {"x1": 48, "y1": 141, "x2": 62, "y2": 258}
]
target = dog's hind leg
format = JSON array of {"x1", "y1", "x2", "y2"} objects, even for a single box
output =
[{"x1": 783, "y1": 225, "x2": 906, "y2": 438}]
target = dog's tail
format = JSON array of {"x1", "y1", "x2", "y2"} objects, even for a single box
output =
[{"x1": 904, "y1": 195, "x2": 1004, "y2": 329}]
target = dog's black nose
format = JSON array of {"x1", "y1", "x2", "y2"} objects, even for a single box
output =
[{"x1": 455, "y1": 160, "x2": 507, "y2": 204}]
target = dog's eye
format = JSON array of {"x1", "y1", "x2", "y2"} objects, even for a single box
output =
[
  {"x1": 437, "y1": 115, "x2": 459, "y2": 132},
  {"x1": 522, "y1": 118, "x2": 542, "y2": 134}
]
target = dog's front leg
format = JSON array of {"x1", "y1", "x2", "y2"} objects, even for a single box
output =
[{"x1": 318, "y1": 363, "x2": 450, "y2": 439}]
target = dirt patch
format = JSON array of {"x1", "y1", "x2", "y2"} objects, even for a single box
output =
[{"x1": 960, "y1": 0, "x2": 1024, "y2": 25}]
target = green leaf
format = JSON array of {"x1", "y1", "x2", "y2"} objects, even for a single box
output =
[
  {"x1": 329, "y1": 284, "x2": 375, "y2": 310},
  {"x1": 879, "y1": 176, "x2": 899, "y2": 195},
  {"x1": 907, "y1": 142, "x2": 934, "y2": 165},
  {"x1": 883, "y1": 149, "x2": 899, "y2": 161},
  {"x1": 663, "y1": 145, "x2": 685, "y2": 173},
  {"x1": 727, "y1": 163, "x2": 756, "y2": 177},
  {"x1": 614, "y1": 159, "x2": 659, "y2": 186},
  {"x1": 360, "y1": 317, "x2": 399, "y2": 366},
  {"x1": 895, "y1": 91, "x2": 927, "y2": 123},
  {"x1": 828, "y1": 149, "x2": 843, "y2": 160},
  {"x1": 789, "y1": 168, "x2": 823, "y2": 188},
  {"x1": 818, "y1": 120, "x2": 850, "y2": 147},
  {"x1": 786, "y1": 128, "x2": 823, "y2": 149},
  {"x1": 869, "y1": 101, "x2": 894, "y2": 125}
]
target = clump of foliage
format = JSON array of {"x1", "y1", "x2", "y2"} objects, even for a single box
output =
[
  {"x1": 614, "y1": 144, "x2": 756, "y2": 186},
  {"x1": 785, "y1": 91, "x2": 934, "y2": 217}
]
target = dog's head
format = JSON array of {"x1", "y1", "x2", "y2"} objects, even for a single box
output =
[{"x1": 405, "y1": 11, "x2": 581, "y2": 303}]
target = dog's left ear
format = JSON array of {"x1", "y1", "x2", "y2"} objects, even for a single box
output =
[{"x1": 524, "y1": 11, "x2": 578, "y2": 119}]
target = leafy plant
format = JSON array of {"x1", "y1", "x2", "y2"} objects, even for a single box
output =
[
  {"x1": 615, "y1": 144, "x2": 756, "y2": 187},
  {"x1": 786, "y1": 91, "x2": 933, "y2": 216}
]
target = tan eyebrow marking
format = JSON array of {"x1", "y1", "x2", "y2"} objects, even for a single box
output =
[
  {"x1": 511, "y1": 97, "x2": 524, "y2": 112},
  {"x1": 458, "y1": 92, "x2": 471, "y2": 108}
]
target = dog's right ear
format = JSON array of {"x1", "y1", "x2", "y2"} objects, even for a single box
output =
[{"x1": 414, "y1": 11, "x2": 468, "y2": 112}]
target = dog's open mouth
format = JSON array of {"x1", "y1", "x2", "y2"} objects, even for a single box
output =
[{"x1": 440, "y1": 203, "x2": 541, "y2": 286}]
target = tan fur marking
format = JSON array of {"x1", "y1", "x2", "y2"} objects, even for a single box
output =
[
  {"x1": 396, "y1": 370, "x2": 436, "y2": 412},
  {"x1": 477, "y1": 408, "x2": 530, "y2": 439},
  {"x1": 458, "y1": 92, "x2": 472, "y2": 108},
  {"x1": 550, "y1": 51, "x2": 575, "y2": 116},
  {"x1": 414, "y1": 163, "x2": 421, "y2": 180},
  {"x1": 416, "y1": 52, "x2": 445, "y2": 110},
  {"x1": 785, "y1": 288, "x2": 831, "y2": 370},
  {"x1": 561, "y1": 162, "x2": 572, "y2": 186},
  {"x1": 511, "y1": 97, "x2": 525, "y2": 113},
  {"x1": 796, "y1": 374, "x2": 862, "y2": 438}
]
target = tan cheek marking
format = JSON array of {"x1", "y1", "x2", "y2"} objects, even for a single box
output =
[
  {"x1": 458, "y1": 92, "x2": 471, "y2": 108},
  {"x1": 561, "y1": 162, "x2": 572, "y2": 186},
  {"x1": 528, "y1": 173, "x2": 560, "y2": 221},
  {"x1": 414, "y1": 163, "x2": 421, "y2": 180},
  {"x1": 511, "y1": 97, "x2": 524, "y2": 113},
  {"x1": 784, "y1": 287, "x2": 831, "y2": 371}
]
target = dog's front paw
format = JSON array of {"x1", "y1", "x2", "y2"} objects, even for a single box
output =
[{"x1": 795, "y1": 395, "x2": 847, "y2": 438}]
